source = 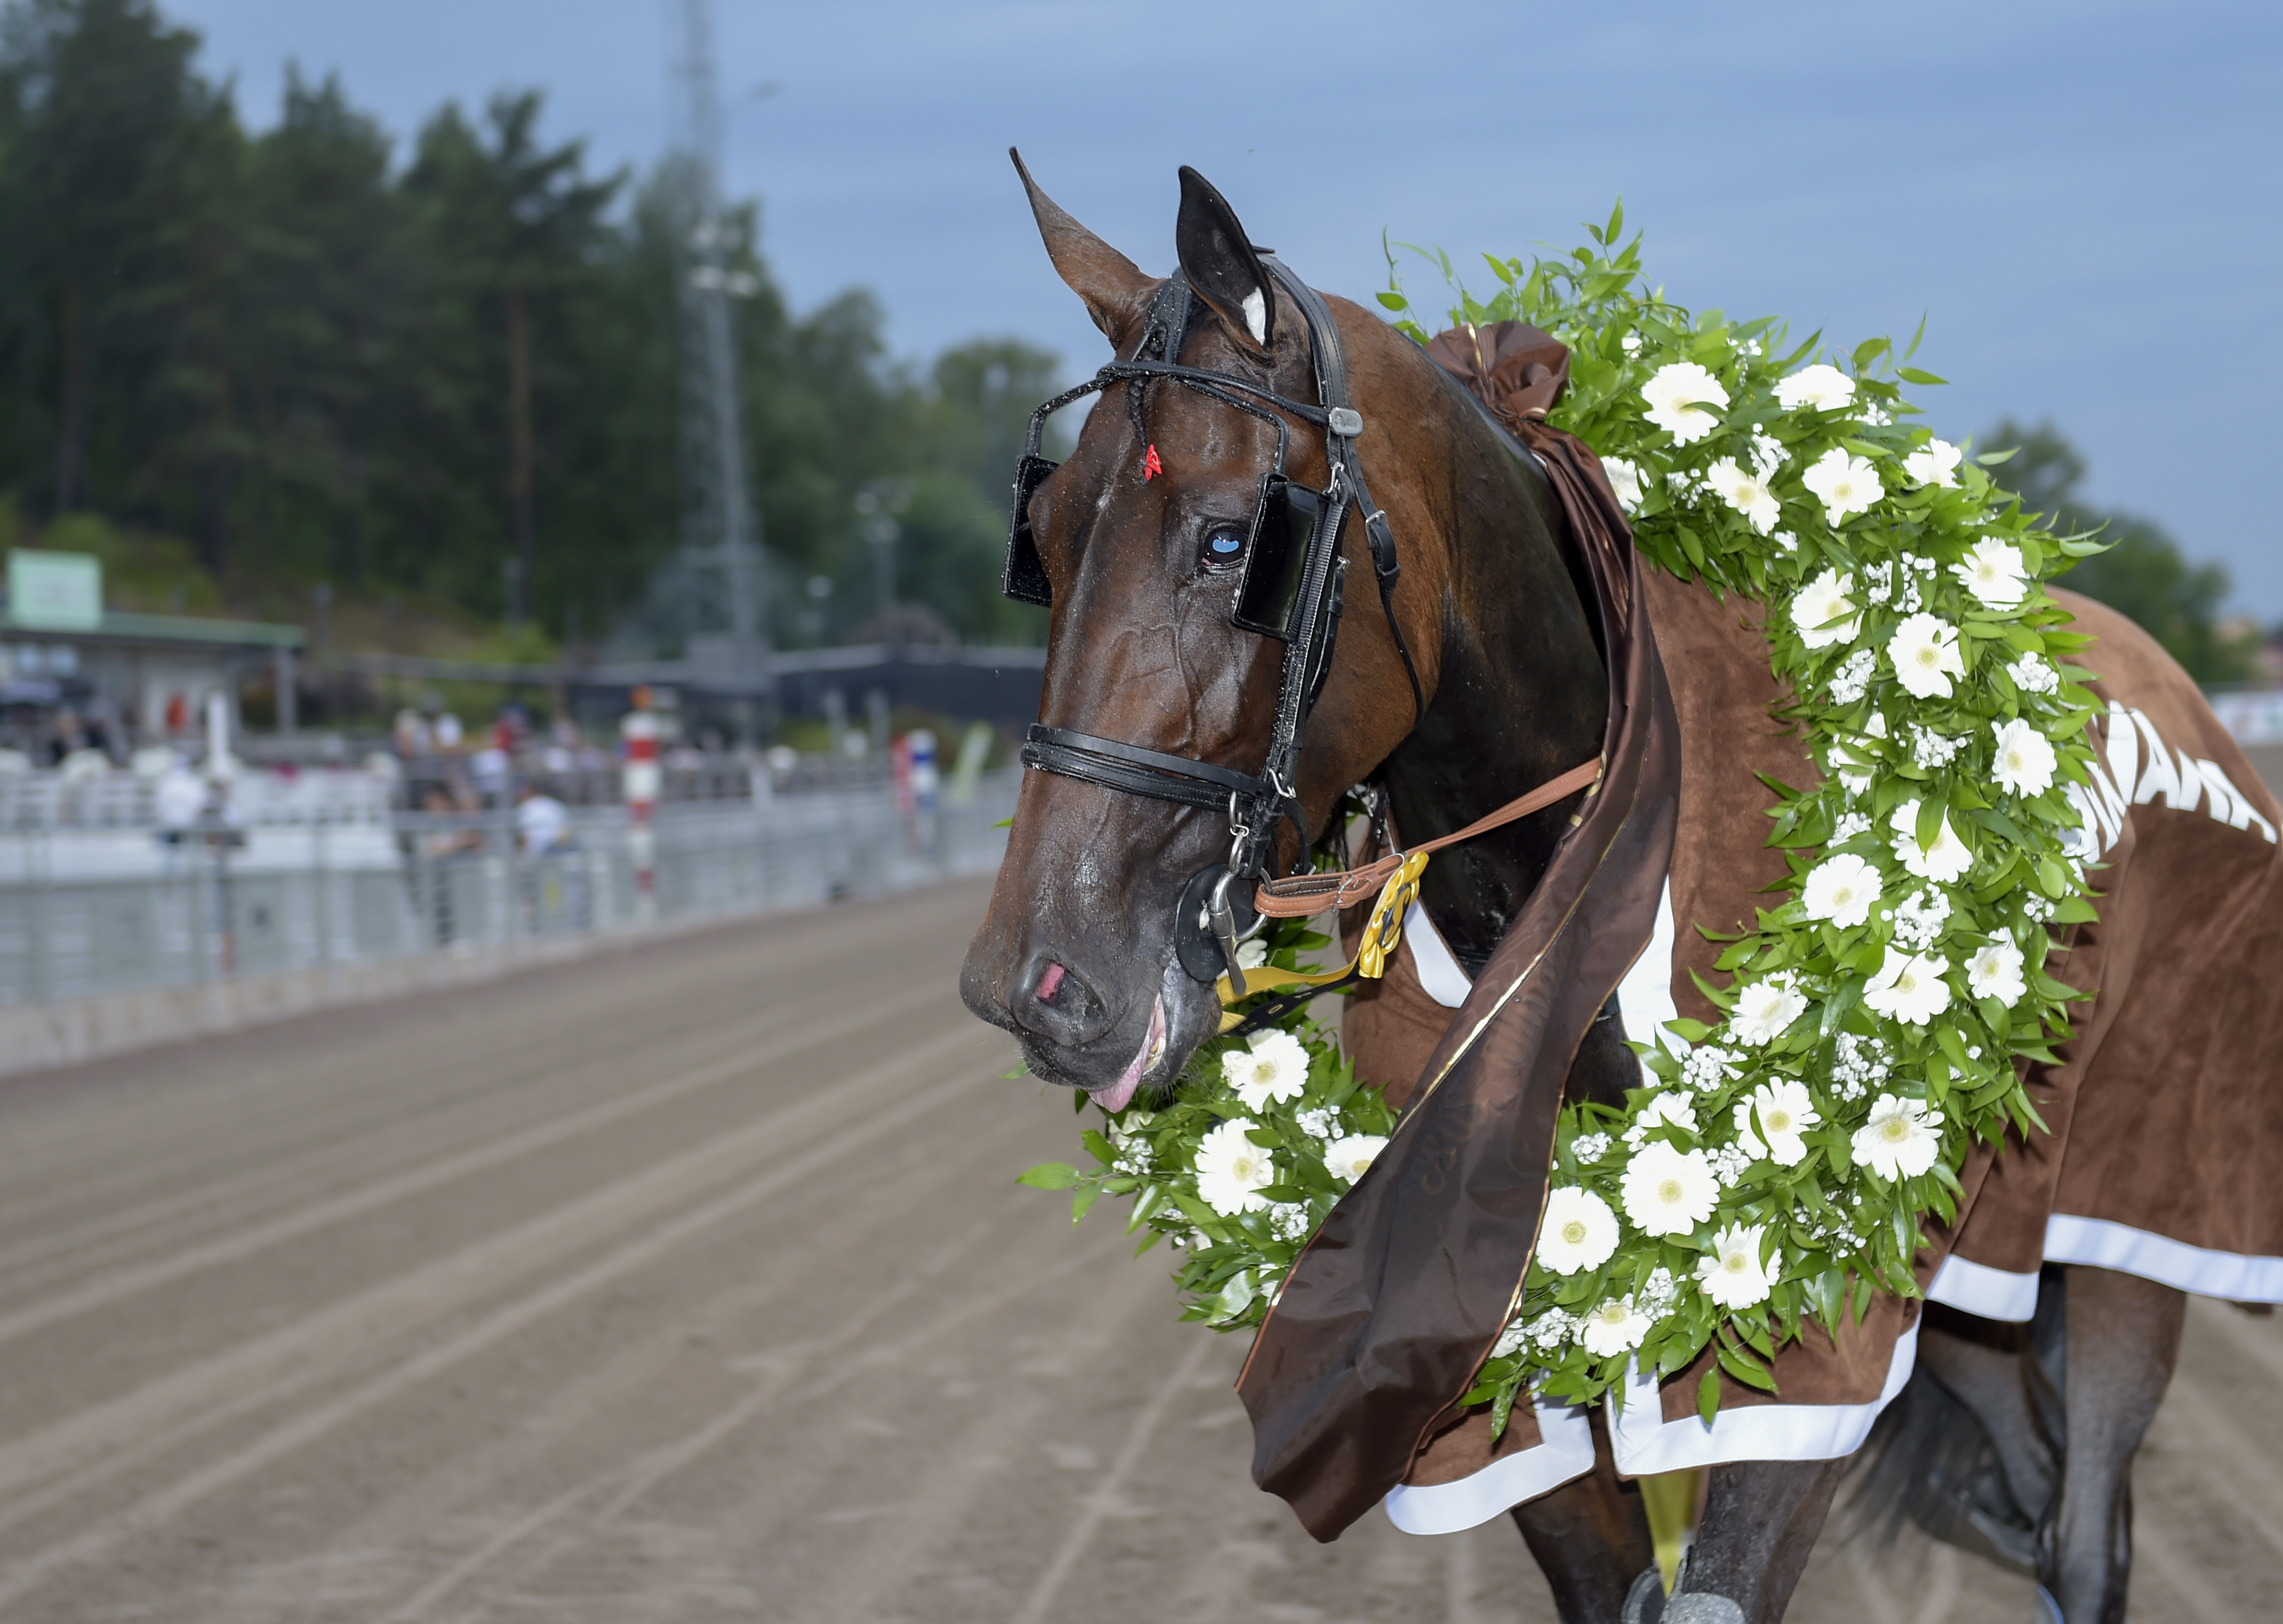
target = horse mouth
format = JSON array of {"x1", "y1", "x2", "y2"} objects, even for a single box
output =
[{"x1": 1089, "y1": 994, "x2": 1167, "y2": 1114}]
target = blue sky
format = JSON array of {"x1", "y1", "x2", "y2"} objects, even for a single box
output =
[{"x1": 172, "y1": 0, "x2": 2282, "y2": 618}]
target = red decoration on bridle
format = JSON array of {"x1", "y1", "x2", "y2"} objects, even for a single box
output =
[{"x1": 1143, "y1": 443, "x2": 1162, "y2": 481}]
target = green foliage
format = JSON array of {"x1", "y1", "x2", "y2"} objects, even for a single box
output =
[
  {"x1": 1980, "y1": 418, "x2": 2255, "y2": 684},
  {"x1": 0, "y1": 0, "x2": 1052, "y2": 648}
]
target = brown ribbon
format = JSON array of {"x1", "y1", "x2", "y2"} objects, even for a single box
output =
[{"x1": 1233, "y1": 322, "x2": 1680, "y2": 1541}]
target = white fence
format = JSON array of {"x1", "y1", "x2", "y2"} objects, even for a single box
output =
[{"x1": 0, "y1": 772, "x2": 1018, "y2": 1009}]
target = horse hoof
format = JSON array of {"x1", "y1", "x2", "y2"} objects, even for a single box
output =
[{"x1": 1621, "y1": 1567, "x2": 1664, "y2": 1624}]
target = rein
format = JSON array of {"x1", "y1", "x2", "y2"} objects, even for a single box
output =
[{"x1": 1210, "y1": 753, "x2": 1603, "y2": 1034}]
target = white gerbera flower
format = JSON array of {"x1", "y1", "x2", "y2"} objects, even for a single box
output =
[
  {"x1": 1704, "y1": 456, "x2": 1780, "y2": 535},
  {"x1": 1579, "y1": 1294, "x2": 1654, "y2": 1356},
  {"x1": 1889, "y1": 800, "x2": 1973, "y2": 883},
  {"x1": 1887, "y1": 612, "x2": 1966, "y2": 699},
  {"x1": 1603, "y1": 455, "x2": 1644, "y2": 515},
  {"x1": 1734, "y1": 1079, "x2": 1821, "y2": 1167},
  {"x1": 1621, "y1": 1140, "x2": 1719, "y2": 1236},
  {"x1": 1223, "y1": 1028, "x2": 1309, "y2": 1110},
  {"x1": 1697, "y1": 1221, "x2": 1778, "y2": 1309},
  {"x1": 1194, "y1": 1118, "x2": 1277, "y2": 1215},
  {"x1": 1322, "y1": 1133, "x2": 1388, "y2": 1184},
  {"x1": 1537, "y1": 1187, "x2": 1621, "y2": 1275},
  {"x1": 1903, "y1": 438, "x2": 1963, "y2": 488},
  {"x1": 1640, "y1": 361, "x2": 1730, "y2": 445},
  {"x1": 1731, "y1": 976, "x2": 1807, "y2": 1046},
  {"x1": 1790, "y1": 569, "x2": 1860, "y2": 649},
  {"x1": 1861, "y1": 946, "x2": 1954, "y2": 1026},
  {"x1": 1966, "y1": 939, "x2": 2029, "y2": 1005},
  {"x1": 1235, "y1": 938, "x2": 1268, "y2": 971},
  {"x1": 1801, "y1": 851, "x2": 1883, "y2": 929},
  {"x1": 1801, "y1": 447, "x2": 1885, "y2": 526},
  {"x1": 1638, "y1": 1091, "x2": 1699, "y2": 1135},
  {"x1": 1774, "y1": 362, "x2": 1856, "y2": 413},
  {"x1": 1851, "y1": 1093, "x2": 1945, "y2": 1180},
  {"x1": 1951, "y1": 537, "x2": 2029, "y2": 610},
  {"x1": 1990, "y1": 717, "x2": 2057, "y2": 798}
]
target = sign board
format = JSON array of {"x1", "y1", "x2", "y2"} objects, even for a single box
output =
[{"x1": 7, "y1": 550, "x2": 102, "y2": 631}]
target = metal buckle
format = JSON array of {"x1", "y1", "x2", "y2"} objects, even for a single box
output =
[{"x1": 1326, "y1": 406, "x2": 1363, "y2": 439}]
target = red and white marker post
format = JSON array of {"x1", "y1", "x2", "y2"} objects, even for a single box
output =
[{"x1": 621, "y1": 685, "x2": 661, "y2": 920}]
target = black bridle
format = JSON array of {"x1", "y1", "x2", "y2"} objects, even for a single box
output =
[{"x1": 1001, "y1": 261, "x2": 1425, "y2": 988}]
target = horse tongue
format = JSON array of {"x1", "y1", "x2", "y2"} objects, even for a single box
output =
[{"x1": 1089, "y1": 996, "x2": 1165, "y2": 1115}]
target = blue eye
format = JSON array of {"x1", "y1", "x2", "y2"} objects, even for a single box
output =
[{"x1": 1202, "y1": 525, "x2": 1247, "y2": 569}]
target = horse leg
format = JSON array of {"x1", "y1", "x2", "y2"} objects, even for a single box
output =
[
  {"x1": 1507, "y1": 1404, "x2": 1655, "y2": 1623},
  {"x1": 1660, "y1": 1458, "x2": 1846, "y2": 1623},
  {"x1": 2039, "y1": 1264, "x2": 2185, "y2": 1624},
  {"x1": 1909, "y1": 1295, "x2": 2062, "y2": 1561}
]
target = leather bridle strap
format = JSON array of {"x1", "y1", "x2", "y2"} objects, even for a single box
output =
[
  {"x1": 1249, "y1": 755, "x2": 1604, "y2": 918},
  {"x1": 1022, "y1": 724, "x2": 1279, "y2": 815}
]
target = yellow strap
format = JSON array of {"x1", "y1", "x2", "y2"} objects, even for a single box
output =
[
  {"x1": 1215, "y1": 852, "x2": 1430, "y2": 1032},
  {"x1": 1638, "y1": 1468, "x2": 1702, "y2": 1594}
]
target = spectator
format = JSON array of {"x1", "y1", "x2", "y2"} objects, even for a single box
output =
[{"x1": 515, "y1": 782, "x2": 571, "y2": 855}]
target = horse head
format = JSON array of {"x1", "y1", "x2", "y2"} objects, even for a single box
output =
[{"x1": 960, "y1": 156, "x2": 1605, "y2": 1108}]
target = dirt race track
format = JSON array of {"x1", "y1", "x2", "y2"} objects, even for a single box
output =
[{"x1": 1, "y1": 876, "x2": 2277, "y2": 1622}]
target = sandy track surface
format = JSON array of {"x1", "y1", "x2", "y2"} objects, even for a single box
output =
[{"x1": 0, "y1": 876, "x2": 2273, "y2": 1621}]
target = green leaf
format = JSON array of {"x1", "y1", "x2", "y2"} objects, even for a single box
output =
[
  {"x1": 1896, "y1": 366, "x2": 1948, "y2": 386},
  {"x1": 1375, "y1": 290, "x2": 1410, "y2": 312},
  {"x1": 991, "y1": 815, "x2": 1014, "y2": 829},
  {"x1": 1697, "y1": 1368, "x2": 1723, "y2": 1424},
  {"x1": 1017, "y1": 1162, "x2": 1079, "y2": 1190}
]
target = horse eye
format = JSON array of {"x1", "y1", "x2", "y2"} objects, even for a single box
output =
[{"x1": 1201, "y1": 525, "x2": 1248, "y2": 570}]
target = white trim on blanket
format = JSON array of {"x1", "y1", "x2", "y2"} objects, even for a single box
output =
[
  {"x1": 1403, "y1": 900, "x2": 1475, "y2": 1009},
  {"x1": 1383, "y1": 1398, "x2": 1598, "y2": 1535},
  {"x1": 1607, "y1": 1316, "x2": 1922, "y2": 1479},
  {"x1": 2044, "y1": 1213, "x2": 2283, "y2": 1302},
  {"x1": 1926, "y1": 1251, "x2": 2042, "y2": 1321},
  {"x1": 1381, "y1": 1317, "x2": 1924, "y2": 1535}
]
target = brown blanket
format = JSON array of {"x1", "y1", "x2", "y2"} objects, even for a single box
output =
[{"x1": 1350, "y1": 573, "x2": 2283, "y2": 1504}]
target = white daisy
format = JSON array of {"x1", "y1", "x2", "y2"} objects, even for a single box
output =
[
  {"x1": 1322, "y1": 1133, "x2": 1388, "y2": 1184},
  {"x1": 1235, "y1": 938, "x2": 1269, "y2": 970},
  {"x1": 1903, "y1": 438, "x2": 1963, "y2": 488},
  {"x1": 1887, "y1": 612, "x2": 1966, "y2": 699},
  {"x1": 1641, "y1": 361, "x2": 1730, "y2": 445},
  {"x1": 1889, "y1": 800, "x2": 1974, "y2": 884},
  {"x1": 1801, "y1": 851, "x2": 1883, "y2": 929},
  {"x1": 1703, "y1": 456, "x2": 1781, "y2": 534},
  {"x1": 1734, "y1": 1079, "x2": 1821, "y2": 1167},
  {"x1": 1603, "y1": 455, "x2": 1645, "y2": 515},
  {"x1": 1991, "y1": 717, "x2": 2058, "y2": 798},
  {"x1": 1620, "y1": 1140, "x2": 1719, "y2": 1236},
  {"x1": 1861, "y1": 946, "x2": 1954, "y2": 1026},
  {"x1": 1790, "y1": 569, "x2": 1860, "y2": 649},
  {"x1": 1951, "y1": 538, "x2": 2029, "y2": 611},
  {"x1": 1579, "y1": 1294, "x2": 1654, "y2": 1356},
  {"x1": 1194, "y1": 1118, "x2": 1277, "y2": 1216},
  {"x1": 1966, "y1": 939, "x2": 2028, "y2": 1005},
  {"x1": 1697, "y1": 1221, "x2": 1778, "y2": 1309},
  {"x1": 1731, "y1": 976, "x2": 1807, "y2": 1046},
  {"x1": 1537, "y1": 1187, "x2": 1621, "y2": 1275},
  {"x1": 1851, "y1": 1093, "x2": 1945, "y2": 1180},
  {"x1": 1801, "y1": 447, "x2": 1885, "y2": 526},
  {"x1": 1222, "y1": 1028, "x2": 1309, "y2": 1110},
  {"x1": 1774, "y1": 363, "x2": 1856, "y2": 413}
]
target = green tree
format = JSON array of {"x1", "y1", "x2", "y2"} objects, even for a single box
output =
[{"x1": 1984, "y1": 418, "x2": 2255, "y2": 684}]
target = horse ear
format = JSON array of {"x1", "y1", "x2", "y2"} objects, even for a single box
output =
[
  {"x1": 1175, "y1": 166, "x2": 1274, "y2": 351},
  {"x1": 1011, "y1": 148, "x2": 1154, "y2": 347}
]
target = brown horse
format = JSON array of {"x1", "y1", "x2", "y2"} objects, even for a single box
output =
[{"x1": 959, "y1": 159, "x2": 2196, "y2": 1624}]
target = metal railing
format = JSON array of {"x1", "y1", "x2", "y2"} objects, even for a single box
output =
[{"x1": 0, "y1": 771, "x2": 1018, "y2": 1009}]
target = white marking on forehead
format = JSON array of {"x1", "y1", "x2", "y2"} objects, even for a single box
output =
[{"x1": 1241, "y1": 288, "x2": 1267, "y2": 344}]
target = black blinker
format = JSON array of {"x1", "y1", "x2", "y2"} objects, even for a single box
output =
[{"x1": 1003, "y1": 453, "x2": 1058, "y2": 606}]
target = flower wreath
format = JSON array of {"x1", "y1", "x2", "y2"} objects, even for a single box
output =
[{"x1": 1021, "y1": 205, "x2": 2103, "y2": 1432}]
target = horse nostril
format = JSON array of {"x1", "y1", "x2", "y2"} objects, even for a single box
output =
[{"x1": 1037, "y1": 962, "x2": 1067, "y2": 1003}]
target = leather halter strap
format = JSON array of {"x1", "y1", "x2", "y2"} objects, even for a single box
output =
[
  {"x1": 1022, "y1": 725, "x2": 1277, "y2": 814},
  {"x1": 1249, "y1": 755, "x2": 1604, "y2": 918}
]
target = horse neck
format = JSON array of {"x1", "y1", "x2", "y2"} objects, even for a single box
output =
[{"x1": 1376, "y1": 376, "x2": 1610, "y2": 971}]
